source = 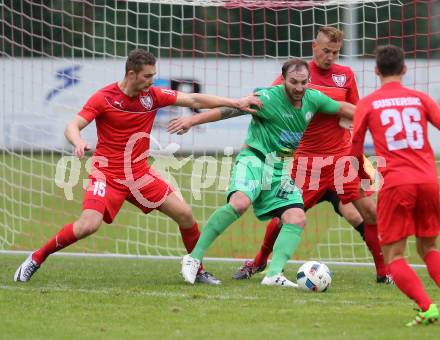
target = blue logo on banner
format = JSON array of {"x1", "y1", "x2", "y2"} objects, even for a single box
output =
[{"x1": 46, "y1": 65, "x2": 81, "y2": 102}]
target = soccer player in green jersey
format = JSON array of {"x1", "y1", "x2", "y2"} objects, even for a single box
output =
[{"x1": 169, "y1": 58, "x2": 355, "y2": 286}]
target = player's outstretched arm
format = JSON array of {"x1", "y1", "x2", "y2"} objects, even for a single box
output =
[
  {"x1": 316, "y1": 92, "x2": 355, "y2": 121},
  {"x1": 337, "y1": 101, "x2": 356, "y2": 120},
  {"x1": 64, "y1": 115, "x2": 92, "y2": 158},
  {"x1": 174, "y1": 92, "x2": 261, "y2": 113},
  {"x1": 168, "y1": 106, "x2": 245, "y2": 135}
]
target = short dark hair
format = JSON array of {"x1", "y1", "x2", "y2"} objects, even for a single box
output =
[
  {"x1": 125, "y1": 49, "x2": 156, "y2": 74},
  {"x1": 317, "y1": 26, "x2": 344, "y2": 43},
  {"x1": 375, "y1": 45, "x2": 405, "y2": 77},
  {"x1": 282, "y1": 58, "x2": 310, "y2": 78}
]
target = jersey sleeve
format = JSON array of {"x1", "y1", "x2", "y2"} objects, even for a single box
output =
[
  {"x1": 78, "y1": 92, "x2": 105, "y2": 122},
  {"x1": 350, "y1": 99, "x2": 371, "y2": 180},
  {"x1": 351, "y1": 99, "x2": 369, "y2": 160},
  {"x1": 154, "y1": 87, "x2": 178, "y2": 108},
  {"x1": 271, "y1": 74, "x2": 283, "y2": 86},
  {"x1": 346, "y1": 70, "x2": 360, "y2": 105},
  {"x1": 421, "y1": 93, "x2": 440, "y2": 130},
  {"x1": 314, "y1": 90, "x2": 341, "y2": 115}
]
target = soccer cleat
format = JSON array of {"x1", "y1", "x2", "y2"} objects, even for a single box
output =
[
  {"x1": 406, "y1": 304, "x2": 439, "y2": 327},
  {"x1": 261, "y1": 273, "x2": 297, "y2": 288},
  {"x1": 181, "y1": 254, "x2": 201, "y2": 284},
  {"x1": 14, "y1": 254, "x2": 40, "y2": 282},
  {"x1": 232, "y1": 260, "x2": 267, "y2": 280},
  {"x1": 376, "y1": 274, "x2": 395, "y2": 285},
  {"x1": 195, "y1": 270, "x2": 222, "y2": 285}
]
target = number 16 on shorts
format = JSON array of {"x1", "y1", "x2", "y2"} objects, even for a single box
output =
[{"x1": 93, "y1": 181, "x2": 106, "y2": 197}]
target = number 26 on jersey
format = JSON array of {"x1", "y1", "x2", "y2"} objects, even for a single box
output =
[{"x1": 380, "y1": 107, "x2": 424, "y2": 151}]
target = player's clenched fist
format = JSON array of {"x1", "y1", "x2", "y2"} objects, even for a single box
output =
[{"x1": 74, "y1": 140, "x2": 91, "y2": 158}]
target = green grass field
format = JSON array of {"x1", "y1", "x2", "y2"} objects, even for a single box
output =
[{"x1": 1, "y1": 254, "x2": 439, "y2": 339}]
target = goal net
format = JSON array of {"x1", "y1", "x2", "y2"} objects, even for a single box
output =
[{"x1": 1, "y1": 0, "x2": 439, "y2": 263}]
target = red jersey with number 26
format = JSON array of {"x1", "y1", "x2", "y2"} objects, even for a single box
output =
[
  {"x1": 272, "y1": 60, "x2": 359, "y2": 156},
  {"x1": 351, "y1": 81, "x2": 440, "y2": 189},
  {"x1": 78, "y1": 82, "x2": 177, "y2": 178}
]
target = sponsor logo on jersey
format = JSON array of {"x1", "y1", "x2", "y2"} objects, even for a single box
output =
[
  {"x1": 113, "y1": 100, "x2": 124, "y2": 109},
  {"x1": 279, "y1": 130, "x2": 303, "y2": 151},
  {"x1": 261, "y1": 90, "x2": 270, "y2": 100},
  {"x1": 332, "y1": 74, "x2": 347, "y2": 87},
  {"x1": 140, "y1": 94, "x2": 153, "y2": 110}
]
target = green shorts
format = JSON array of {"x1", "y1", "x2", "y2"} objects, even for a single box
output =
[{"x1": 226, "y1": 148, "x2": 303, "y2": 220}]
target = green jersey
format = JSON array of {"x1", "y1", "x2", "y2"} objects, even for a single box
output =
[{"x1": 245, "y1": 85, "x2": 341, "y2": 157}]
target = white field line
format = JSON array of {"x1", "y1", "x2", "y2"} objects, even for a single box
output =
[{"x1": 0, "y1": 250, "x2": 426, "y2": 268}]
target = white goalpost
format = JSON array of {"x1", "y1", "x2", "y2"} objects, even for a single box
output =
[{"x1": 1, "y1": 0, "x2": 438, "y2": 264}]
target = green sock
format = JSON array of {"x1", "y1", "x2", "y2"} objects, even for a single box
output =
[
  {"x1": 267, "y1": 224, "x2": 303, "y2": 277},
  {"x1": 191, "y1": 204, "x2": 240, "y2": 261}
]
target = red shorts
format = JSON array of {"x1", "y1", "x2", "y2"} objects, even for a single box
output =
[
  {"x1": 292, "y1": 155, "x2": 369, "y2": 208},
  {"x1": 82, "y1": 168, "x2": 174, "y2": 224},
  {"x1": 377, "y1": 183, "x2": 440, "y2": 246}
]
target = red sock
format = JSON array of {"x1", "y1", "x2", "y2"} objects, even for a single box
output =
[
  {"x1": 179, "y1": 222, "x2": 201, "y2": 253},
  {"x1": 32, "y1": 223, "x2": 77, "y2": 265},
  {"x1": 179, "y1": 223, "x2": 204, "y2": 271},
  {"x1": 254, "y1": 218, "x2": 281, "y2": 267},
  {"x1": 389, "y1": 258, "x2": 432, "y2": 311},
  {"x1": 364, "y1": 223, "x2": 387, "y2": 277},
  {"x1": 425, "y1": 250, "x2": 440, "y2": 287}
]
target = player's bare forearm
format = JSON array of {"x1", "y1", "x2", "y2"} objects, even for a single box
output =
[
  {"x1": 192, "y1": 107, "x2": 222, "y2": 125},
  {"x1": 191, "y1": 93, "x2": 237, "y2": 109},
  {"x1": 64, "y1": 115, "x2": 91, "y2": 158},
  {"x1": 219, "y1": 106, "x2": 245, "y2": 120},
  {"x1": 337, "y1": 101, "x2": 355, "y2": 120},
  {"x1": 175, "y1": 92, "x2": 261, "y2": 113},
  {"x1": 167, "y1": 107, "x2": 245, "y2": 135},
  {"x1": 192, "y1": 106, "x2": 245, "y2": 125},
  {"x1": 64, "y1": 123, "x2": 83, "y2": 146}
]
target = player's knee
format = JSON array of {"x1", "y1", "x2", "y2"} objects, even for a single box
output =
[
  {"x1": 359, "y1": 204, "x2": 376, "y2": 224},
  {"x1": 176, "y1": 205, "x2": 194, "y2": 228},
  {"x1": 363, "y1": 210, "x2": 376, "y2": 225},
  {"x1": 382, "y1": 241, "x2": 406, "y2": 264},
  {"x1": 343, "y1": 210, "x2": 363, "y2": 227},
  {"x1": 384, "y1": 252, "x2": 403, "y2": 265},
  {"x1": 74, "y1": 214, "x2": 102, "y2": 238},
  {"x1": 228, "y1": 192, "x2": 251, "y2": 215},
  {"x1": 353, "y1": 198, "x2": 377, "y2": 224},
  {"x1": 416, "y1": 239, "x2": 437, "y2": 260},
  {"x1": 281, "y1": 209, "x2": 306, "y2": 227}
]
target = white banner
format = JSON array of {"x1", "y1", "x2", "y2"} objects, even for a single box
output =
[{"x1": 1, "y1": 57, "x2": 440, "y2": 153}]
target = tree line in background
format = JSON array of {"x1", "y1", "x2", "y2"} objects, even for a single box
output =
[{"x1": 1, "y1": 0, "x2": 438, "y2": 59}]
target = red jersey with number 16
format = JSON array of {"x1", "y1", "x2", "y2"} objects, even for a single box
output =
[
  {"x1": 78, "y1": 82, "x2": 177, "y2": 178},
  {"x1": 351, "y1": 81, "x2": 440, "y2": 189},
  {"x1": 272, "y1": 60, "x2": 359, "y2": 156}
]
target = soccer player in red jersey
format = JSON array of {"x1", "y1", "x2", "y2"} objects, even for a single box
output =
[
  {"x1": 233, "y1": 26, "x2": 390, "y2": 284},
  {"x1": 14, "y1": 49, "x2": 261, "y2": 285},
  {"x1": 351, "y1": 45, "x2": 440, "y2": 326}
]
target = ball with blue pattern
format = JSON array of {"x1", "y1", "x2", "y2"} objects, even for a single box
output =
[{"x1": 296, "y1": 261, "x2": 333, "y2": 292}]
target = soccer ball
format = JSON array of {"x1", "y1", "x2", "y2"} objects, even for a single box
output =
[{"x1": 296, "y1": 261, "x2": 332, "y2": 292}]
